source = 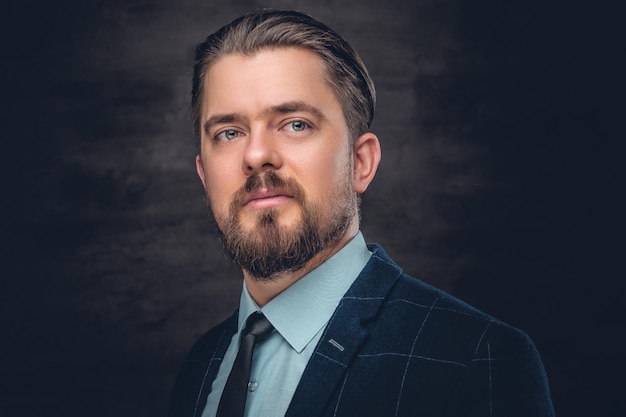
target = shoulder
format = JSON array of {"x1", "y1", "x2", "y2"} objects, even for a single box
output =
[
  {"x1": 367, "y1": 243, "x2": 491, "y2": 321},
  {"x1": 365, "y1": 243, "x2": 538, "y2": 361},
  {"x1": 182, "y1": 312, "x2": 239, "y2": 363},
  {"x1": 361, "y1": 245, "x2": 554, "y2": 415}
]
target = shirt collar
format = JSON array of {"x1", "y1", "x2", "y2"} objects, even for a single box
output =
[{"x1": 238, "y1": 231, "x2": 371, "y2": 353}]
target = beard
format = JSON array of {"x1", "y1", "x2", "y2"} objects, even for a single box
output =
[{"x1": 207, "y1": 170, "x2": 357, "y2": 281}]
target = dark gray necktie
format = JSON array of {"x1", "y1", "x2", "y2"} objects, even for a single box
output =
[{"x1": 216, "y1": 312, "x2": 274, "y2": 417}]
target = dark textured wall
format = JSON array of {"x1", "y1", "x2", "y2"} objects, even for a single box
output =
[{"x1": 1, "y1": 0, "x2": 621, "y2": 416}]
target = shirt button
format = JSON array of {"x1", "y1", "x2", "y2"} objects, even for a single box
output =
[{"x1": 248, "y1": 378, "x2": 258, "y2": 392}]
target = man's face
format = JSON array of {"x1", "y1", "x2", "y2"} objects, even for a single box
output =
[{"x1": 196, "y1": 47, "x2": 358, "y2": 279}]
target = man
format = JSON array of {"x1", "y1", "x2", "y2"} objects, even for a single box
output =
[{"x1": 169, "y1": 10, "x2": 554, "y2": 417}]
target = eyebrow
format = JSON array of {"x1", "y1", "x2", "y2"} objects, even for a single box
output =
[
  {"x1": 264, "y1": 101, "x2": 325, "y2": 120},
  {"x1": 203, "y1": 113, "x2": 246, "y2": 135},
  {"x1": 203, "y1": 101, "x2": 326, "y2": 135}
]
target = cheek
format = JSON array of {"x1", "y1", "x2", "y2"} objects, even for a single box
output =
[
  {"x1": 203, "y1": 164, "x2": 239, "y2": 210},
  {"x1": 296, "y1": 149, "x2": 351, "y2": 198}
]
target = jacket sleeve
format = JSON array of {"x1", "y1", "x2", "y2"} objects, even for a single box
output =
[{"x1": 445, "y1": 323, "x2": 555, "y2": 417}]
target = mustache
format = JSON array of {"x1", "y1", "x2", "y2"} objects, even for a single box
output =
[{"x1": 230, "y1": 171, "x2": 306, "y2": 209}]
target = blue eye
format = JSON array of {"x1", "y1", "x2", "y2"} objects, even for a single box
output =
[
  {"x1": 287, "y1": 120, "x2": 309, "y2": 132},
  {"x1": 216, "y1": 129, "x2": 240, "y2": 141}
]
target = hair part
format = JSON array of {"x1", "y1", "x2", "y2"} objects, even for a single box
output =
[{"x1": 192, "y1": 10, "x2": 376, "y2": 145}]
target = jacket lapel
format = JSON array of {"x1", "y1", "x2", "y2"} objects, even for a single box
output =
[
  {"x1": 190, "y1": 312, "x2": 238, "y2": 417},
  {"x1": 285, "y1": 245, "x2": 402, "y2": 417}
]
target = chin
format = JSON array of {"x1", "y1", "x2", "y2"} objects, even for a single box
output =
[{"x1": 242, "y1": 206, "x2": 302, "y2": 229}]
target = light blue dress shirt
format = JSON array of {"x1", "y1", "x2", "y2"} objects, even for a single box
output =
[{"x1": 202, "y1": 232, "x2": 372, "y2": 417}]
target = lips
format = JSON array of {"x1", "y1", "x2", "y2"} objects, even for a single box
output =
[{"x1": 243, "y1": 188, "x2": 294, "y2": 206}]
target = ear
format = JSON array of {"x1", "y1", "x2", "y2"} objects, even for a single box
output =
[
  {"x1": 195, "y1": 154, "x2": 207, "y2": 189},
  {"x1": 352, "y1": 132, "x2": 381, "y2": 193}
]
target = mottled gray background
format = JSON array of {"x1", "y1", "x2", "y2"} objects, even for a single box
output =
[{"x1": 1, "y1": 0, "x2": 621, "y2": 416}]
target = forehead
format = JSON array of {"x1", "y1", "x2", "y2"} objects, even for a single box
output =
[{"x1": 202, "y1": 47, "x2": 341, "y2": 117}]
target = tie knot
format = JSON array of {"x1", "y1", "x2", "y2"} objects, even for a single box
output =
[{"x1": 243, "y1": 312, "x2": 274, "y2": 343}]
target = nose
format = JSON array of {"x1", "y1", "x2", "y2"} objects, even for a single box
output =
[{"x1": 242, "y1": 129, "x2": 282, "y2": 175}]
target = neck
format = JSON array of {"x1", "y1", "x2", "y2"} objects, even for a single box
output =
[{"x1": 243, "y1": 219, "x2": 360, "y2": 307}]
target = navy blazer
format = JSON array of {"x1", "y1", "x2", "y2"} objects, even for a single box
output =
[{"x1": 169, "y1": 244, "x2": 555, "y2": 416}]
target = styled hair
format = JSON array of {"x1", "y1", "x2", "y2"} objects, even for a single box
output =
[{"x1": 191, "y1": 10, "x2": 376, "y2": 144}]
